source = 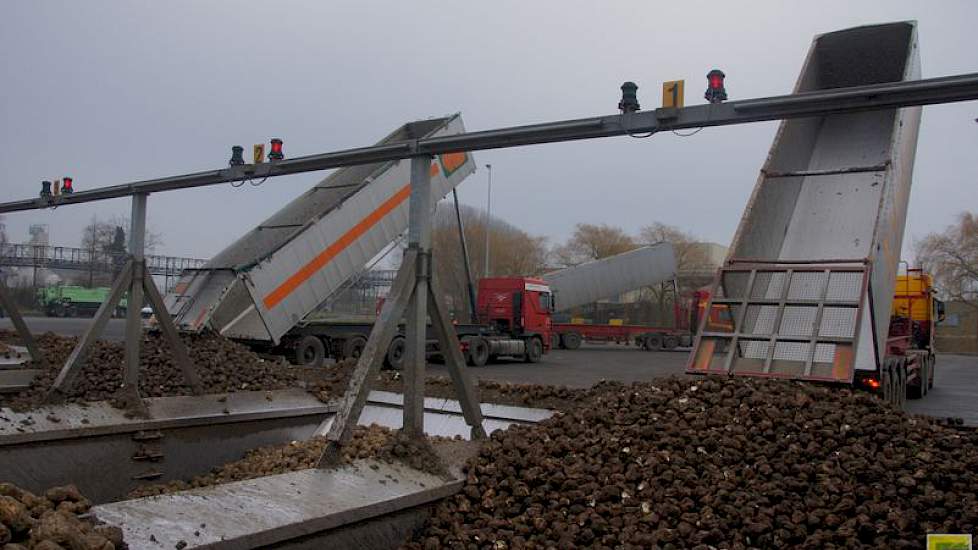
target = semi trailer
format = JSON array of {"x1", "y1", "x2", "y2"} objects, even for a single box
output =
[
  {"x1": 552, "y1": 288, "x2": 733, "y2": 351},
  {"x1": 687, "y1": 21, "x2": 936, "y2": 406}
]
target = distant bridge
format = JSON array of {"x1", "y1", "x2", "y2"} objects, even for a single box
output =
[{"x1": 0, "y1": 243, "x2": 208, "y2": 277}]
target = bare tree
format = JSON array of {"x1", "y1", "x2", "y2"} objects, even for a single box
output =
[
  {"x1": 80, "y1": 216, "x2": 164, "y2": 255},
  {"x1": 80, "y1": 216, "x2": 165, "y2": 286},
  {"x1": 430, "y1": 202, "x2": 548, "y2": 320},
  {"x1": 0, "y1": 215, "x2": 7, "y2": 245},
  {"x1": 916, "y1": 211, "x2": 978, "y2": 310},
  {"x1": 551, "y1": 223, "x2": 637, "y2": 267},
  {"x1": 635, "y1": 222, "x2": 701, "y2": 323}
]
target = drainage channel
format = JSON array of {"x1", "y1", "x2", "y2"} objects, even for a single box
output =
[
  {"x1": 0, "y1": 389, "x2": 553, "y2": 506},
  {"x1": 81, "y1": 393, "x2": 554, "y2": 550}
]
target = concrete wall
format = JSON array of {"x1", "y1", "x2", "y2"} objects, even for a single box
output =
[{"x1": 936, "y1": 301, "x2": 978, "y2": 354}]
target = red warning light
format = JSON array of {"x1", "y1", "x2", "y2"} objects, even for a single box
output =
[
  {"x1": 705, "y1": 69, "x2": 727, "y2": 104},
  {"x1": 269, "y1": 139, "x2": 284, "y2": 160},
  {"x1": 62, "y1": 177, "x2": 74, "y2": 194}
]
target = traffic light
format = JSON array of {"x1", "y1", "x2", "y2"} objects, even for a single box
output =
[
  {"x1": 40, "y1": 181, "x2": 52, "y2": 198},
  {"x1": 705, "y1": 69, "x2": 727, "y2": 104},
  {"x1": 229, "y1": 145, "x2": 245, "y2": 166},
  {"x1": 62, "y1": 177, "x2": 73, "y2": 194},
  {"x1": 619, "y1": 81, "x2": 640, "y2": 113},
  {"x1": 268, "y1": 138, "x2": 284, "y2": 160}
]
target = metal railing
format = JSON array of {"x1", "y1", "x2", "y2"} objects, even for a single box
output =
[{"x1": 0, "y1": 243, "x2": 208, "y2": 277}]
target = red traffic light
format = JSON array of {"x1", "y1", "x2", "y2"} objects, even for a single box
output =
[
  {"x1": 705, "y1": 69, "x2": 727, "y2": 104},
  {"x1": 62, "y1": 177, "x2": 74, "y2": 194},
  {"x1": 269, "y1": 138, "x2": 284, "y2": 160}
]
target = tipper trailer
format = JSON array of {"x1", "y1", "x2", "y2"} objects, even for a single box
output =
[
  {"x1": 687, "y1": 21, "x2": 935, "y2": 405},
  {"x1": 163, "y1": 115, "x2": 477, "y2": 366}
]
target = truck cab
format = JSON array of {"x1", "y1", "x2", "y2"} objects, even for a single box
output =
[{"x1": 475, "y1": 277, "x2": 553, "y2": 352}]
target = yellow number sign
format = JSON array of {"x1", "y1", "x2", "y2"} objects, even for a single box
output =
[
  {"x1": 662, "y1": 80, "x2": 685, "y2": 109},
  {"x1": 254, "y1": 144, "x2": 266, "y2": 164}
]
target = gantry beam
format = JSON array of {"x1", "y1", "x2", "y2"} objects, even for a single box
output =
[{"x1": 1, "y1": 73, "x2": 977, "y2": 215}]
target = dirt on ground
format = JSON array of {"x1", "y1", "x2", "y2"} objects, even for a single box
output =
[
  {"x1": 405, "y1": 376, "x2": 978, "y2": 549},
  {"x1": 0, "y1": 482, "x2": 125, "y2": 549},
  {"x1": 128, "y1": 424, "x2": 463, "y2": 499},
  {"x1": 0, "y1": 330, "x2": 298, "y2": 411}
]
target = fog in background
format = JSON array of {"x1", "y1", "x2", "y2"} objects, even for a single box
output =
[{"x1": 1, "y1": 1, "x2": 975, "y2": 261}]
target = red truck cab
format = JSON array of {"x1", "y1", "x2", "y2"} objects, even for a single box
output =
[{"x1": 475, "y1": 277, "x2": 553, "y2": 353}]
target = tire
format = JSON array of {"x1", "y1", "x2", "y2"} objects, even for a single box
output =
[
  {"x1": 663, "y1": 335, "x2": 679, "y2": 351},
  {"x1": 293, "y1": 335, "x2": 326, "y2": 369},
  {"x1": 900, "y1": 360, "x2": 908, "y2": 409},
  {"x1": 928, "y1": 354, "x2": 935, "y2": 390},
  {"x1": 908, "y1": 355, "x2": 926, "y2": 399},
  {"x1": 384, "y1": 337, "x2": 405, "y2": 370},
  {"x1": 645, "y1": 333, "x2": 663, "y2": 351},
  {"x1": 342, "y1": 335, "x2": 368, "y2": 361},
  {"x1": 524, "y1": 337, "x2": 543, "y2": 363},
  {"x1": 465, "y1": 336, "x2": 490, "y2": 367},
  {"x1": 562, "y1": 332, "x2": 582, "y2": 351},
  {"x1": 881, "y1": 361, "x2": 892, "y2": 405}
]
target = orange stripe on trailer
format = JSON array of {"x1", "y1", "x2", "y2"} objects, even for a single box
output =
[{"x1": 262, "y1": 163, "x2": 440, "y2": 310}]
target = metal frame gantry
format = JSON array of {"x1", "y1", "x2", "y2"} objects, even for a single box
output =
[
  {"x1": 45, "y1": 193, "x2": 202, "y2": 411},
  {"x1": 0, "y1": 70, "x2": 975, "y2": 450}
]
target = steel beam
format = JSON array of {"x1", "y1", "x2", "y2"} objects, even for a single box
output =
[
  {"x1": 1, "y1": 73, "x2": 977, "y2": 215},
  {"x1": 427, "y1": 274, "x2": 486, "y2": 440},
  {"x1": 403, "y1": 156, "x2": 434, "y2": 437}
]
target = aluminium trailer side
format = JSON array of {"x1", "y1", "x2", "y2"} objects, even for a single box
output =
[
  {"x1": 164, "y1": 115, "x2": 475, "y2": 351},
  {"x1": 688, "y1": 21, "x2": 923, "y2": 389},
  {"x1": 541, "y1": 244, "x2": 677, "y2": 313}
]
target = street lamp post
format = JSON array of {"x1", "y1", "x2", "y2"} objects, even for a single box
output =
[{"x1": 484, "y1": 164, "x2": 492, "y2": 278}]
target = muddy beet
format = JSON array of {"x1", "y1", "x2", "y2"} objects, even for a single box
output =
[
  {"x1": 0, "y1": 331, "x2": 300, "y2": 411},
  {"x1": 405, "y1": 376, "x2": 978, "y2": 549},
  {"x1": 0, "y1": 482, "x2": 124, "y2": 549}
]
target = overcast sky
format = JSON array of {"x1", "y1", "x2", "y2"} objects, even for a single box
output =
[{"x1": 1, "y1": 1, "x2": 975, "y2": 262}]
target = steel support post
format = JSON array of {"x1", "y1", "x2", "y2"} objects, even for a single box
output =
[
  {"x1": 0, "y1": 277, "x2": 46, "y2": 367},
  {"x1": 402, "y1": 156, "x2": 434, "y2": 437},
  {"x1": 119, "y1": 193, "x2": 147, "y2": 408}
]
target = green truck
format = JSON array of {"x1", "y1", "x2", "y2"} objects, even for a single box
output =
[{"x1": 37, "y1": 285, "x2": 127, "y2": 318}]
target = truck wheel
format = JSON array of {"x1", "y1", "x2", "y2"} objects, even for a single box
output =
[
  {"x1": 663, "y1": 335, "x2": 679, "y2": 350},
  {"x1": 342, "y1": 336, "x2": 368, "y2": 361},
  {"x1": 897, "y1": 359, "x2": 908, "y2": 409},
  {"x1": 293, "y1": 336, "x2": 325, "y2": 369},
  {"x1": 465, "y1": 337, "x2": 490, "y2": 367},
  {"x1": 908, "y1": 355, "x2": 926, "y2": 399},
  {"x1": 384, "y1": 337, "x2": 405, "y2": 370},
  {"x1": 928, "y1": 354, "x2": 935, "y2": 390},
  {"x1": 524, "y1": 337, "x2": 543, "y2": 363},
  {"x1": 562, "y1": 332, "x2": 582, "y2": 350},
  {"x1": 645, "y1": 333, "x2": 663, "y2": 351},
  {"x1": 880, "y1": 361, "x2": 891, "y2": 404}
]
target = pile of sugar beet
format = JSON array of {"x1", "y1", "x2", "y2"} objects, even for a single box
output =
[
  {"x1": 406, "y1": 377, "x2": 978, "y2": 549},
  {"x1": 0, "y1": 331, "x2": 298, "y2": 411},
  {"x1": 0, "y1": 482, "x2": 125, "y2": 549}
]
